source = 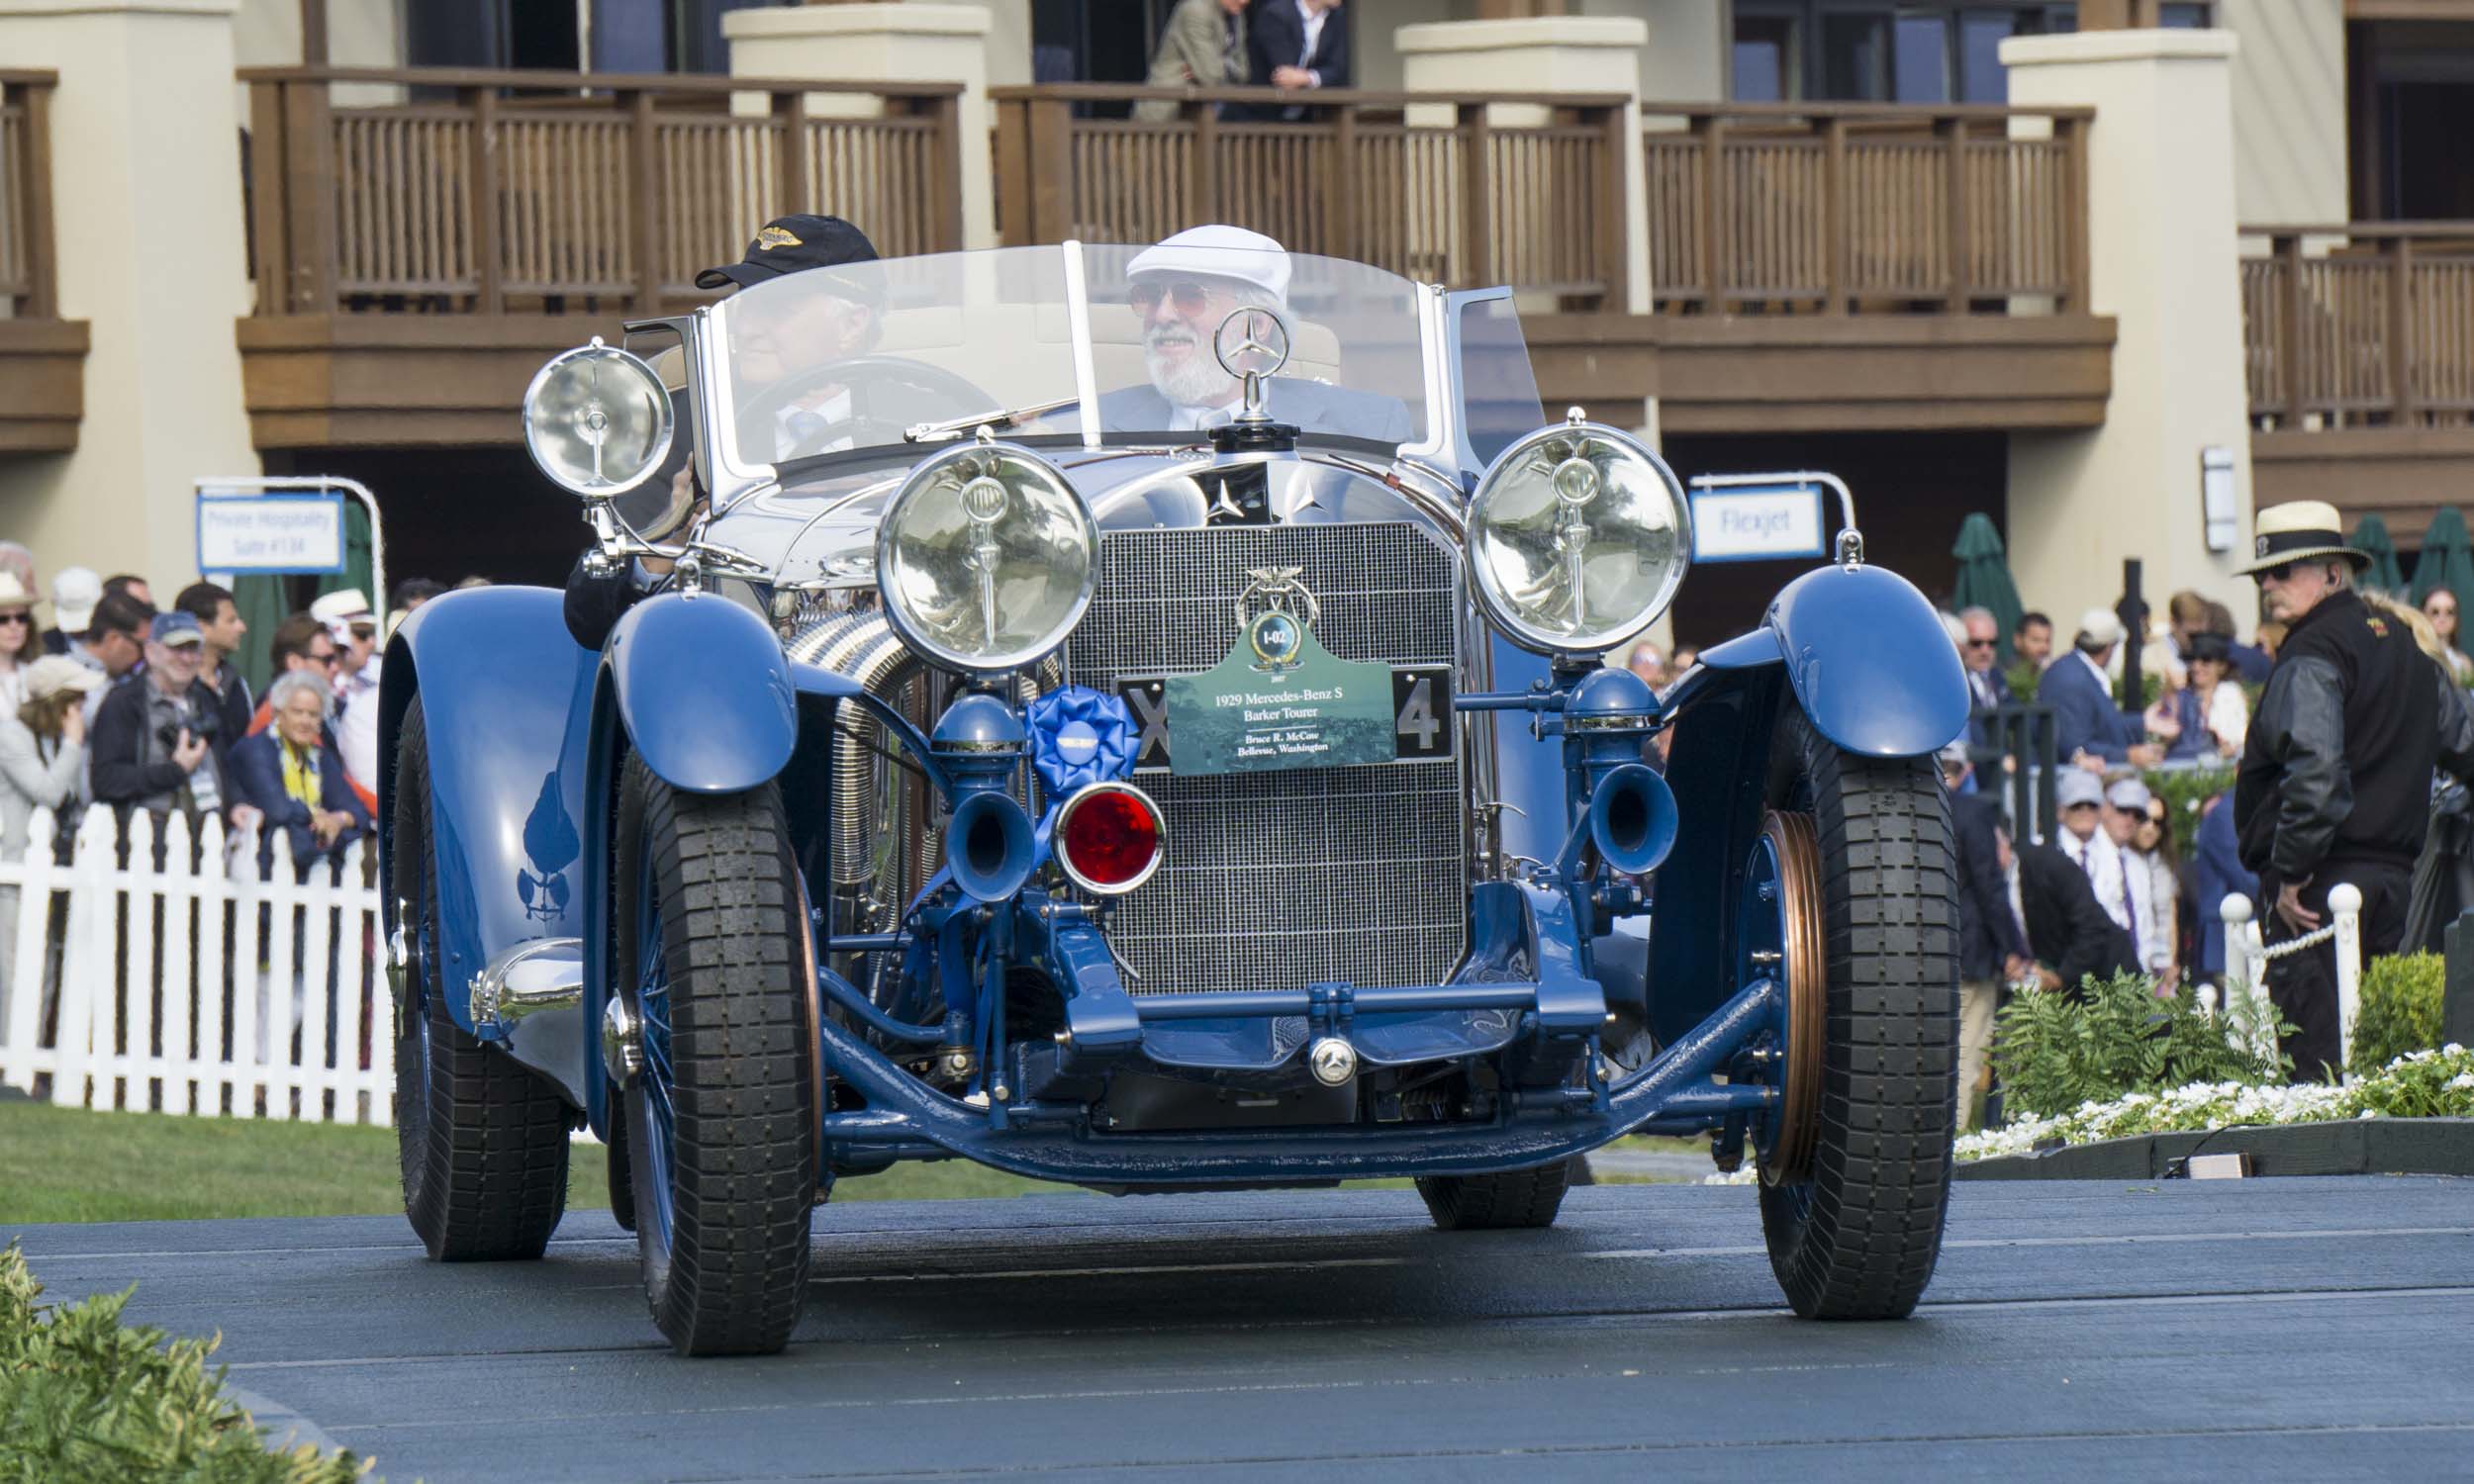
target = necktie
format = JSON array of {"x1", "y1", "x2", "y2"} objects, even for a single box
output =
[{"x1": 2118, "y1": 857, "x2": 2141, "y2": 962}]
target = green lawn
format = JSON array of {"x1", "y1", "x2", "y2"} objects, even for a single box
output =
[
  {"x1": 0, "y1": 1102, "x2": 1704, "y2": 1227},
  {"x1": 0, "y1": 1102, "x2": 1060, "y2": 1226}
]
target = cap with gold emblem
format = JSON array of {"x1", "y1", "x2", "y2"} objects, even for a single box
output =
[
  {"x1": 2236, "y1": 500, "x2": 2372, "y2": 576},
  {"x1": 694, "y1": 214, "x2": 880, "y2": 293}
]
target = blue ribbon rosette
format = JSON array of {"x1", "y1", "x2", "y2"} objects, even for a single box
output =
[{"x1": 1025, "y1": 686, "x2": 1139, "y2": 799}]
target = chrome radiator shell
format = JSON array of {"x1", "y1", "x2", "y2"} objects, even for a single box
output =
[{"x1": 1062, "y1": 521, "x2": 1469, "y2": 996}]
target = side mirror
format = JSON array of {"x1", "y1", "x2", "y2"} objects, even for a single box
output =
[{"x1": 523, "y1": 338, "x2": 674, "y2": 501}]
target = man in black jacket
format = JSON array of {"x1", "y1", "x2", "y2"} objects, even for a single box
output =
[
  {"x1": 1244, "y1": 0, "x2": 1348, "y2": 120},
  {"x1": 2234, "y1": 501, "x2": 2474, "y2": 1081},
  {"x1": 2012, "y1": 825, "x2": 2140, "y2": 993}
]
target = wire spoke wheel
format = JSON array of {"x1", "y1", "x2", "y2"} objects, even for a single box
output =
[
  {"x1": 1754, "y1": 707, "x2": 1958, "y2": 1321},
  {"x1": 1750, "y1": 810, "x2": 1827, "y2": 1184},
  {"x1": 614, "y1": 758, "x2": 816, "y2": 1356}
]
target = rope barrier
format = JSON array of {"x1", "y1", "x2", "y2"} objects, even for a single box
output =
[{"x1": 2255, "y1": 922, "x2": 2338, "y2": 961}]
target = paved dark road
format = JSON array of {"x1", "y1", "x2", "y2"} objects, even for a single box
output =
[{"x1": 14, "y1": 1177, "x2": 2474, "y2": 1481}]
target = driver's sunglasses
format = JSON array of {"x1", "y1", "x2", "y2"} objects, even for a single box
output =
[{"x1": 1129, "y1": 280, "x2": 1215, "y2": 316}]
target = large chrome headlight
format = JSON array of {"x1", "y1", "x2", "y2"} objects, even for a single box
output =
[
  {"x1": 875, "y1": 440, "x2": 1097, "y2": 674},
  {"x1": 522, "y1": 338, "x2": 673, "y2": 499},
  {"x1": 1465, "y1": 417, "x2": 1692, "y2": 655}
]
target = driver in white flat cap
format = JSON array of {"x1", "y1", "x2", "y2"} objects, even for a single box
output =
[{"x1": 1096, "y1": 225, "x2": 1413, "y2": 441}]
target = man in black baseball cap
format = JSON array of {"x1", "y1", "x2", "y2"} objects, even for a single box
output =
[{"x1": 564, "y1": 215, "x2": 885, "y2": 650}]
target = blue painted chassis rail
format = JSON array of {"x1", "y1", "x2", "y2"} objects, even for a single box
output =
[{"x1": 816, "y1": 975, "x2": 1779, "y2": 1184}]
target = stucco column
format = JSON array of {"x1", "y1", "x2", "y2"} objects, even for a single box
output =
[
  {"x1": 723, "y1": 3, "x2": 997, "y2": 251},
  {"x1": 2001, "y1": 30, "x2": 2254, "y2": 629},
  {"x1": 0, "y1": 0, "x2": 260, "y2": 598},
  {"x1": 1393, "y1": 18, "x2": 1652, "y2": 317}
]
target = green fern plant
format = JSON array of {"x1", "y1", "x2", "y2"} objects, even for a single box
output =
[
  {"x1": 0, "y1": 1242, "x2": 368, "y2": 1482},
  {"x1": 1989, "y1": 973, "x2": 2292, "y2": 1120}
]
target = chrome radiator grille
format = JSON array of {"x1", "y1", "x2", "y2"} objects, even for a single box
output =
[{"x1": 1063, "y1": 522, "x2": 1467, "y2": 996}]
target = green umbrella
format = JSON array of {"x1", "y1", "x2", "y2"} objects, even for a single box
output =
[
  {"x1": 2410, "y1": 507, "x2": 2474, "y2": 632},
  {"x1": 1950, "y1": 512, "x2": 2025, "y2": 666},
  {"x1": 2349, "y1": 512, "x2": 2407, "y2": 598}
]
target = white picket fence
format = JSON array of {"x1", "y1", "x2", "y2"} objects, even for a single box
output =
[{"x1": 0, "y1": 804, "x2": 391, "y2": 1124}]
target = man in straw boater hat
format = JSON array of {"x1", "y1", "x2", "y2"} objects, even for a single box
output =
[{"x1": 2233, "y1": 500, "x2": 2474, "y2": 1080}]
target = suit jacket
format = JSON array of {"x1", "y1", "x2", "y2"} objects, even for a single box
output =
[
  {"x1": 230, "y1": 728, "x2": 374, "y2": 881},
  {"x1": 2016, "y1": 839, "x2": 2140, "y2": 990},
  {"x1": 1951, "y1": 792, "x2": 2026, "y2": 981},
  {"x1": 1243, "y1": 0, "x2": 1348, "y2": 118},
  {"x1": 1092, "y1": 378, "x2": 1415, "y2": 443},
  {"x1": 2036, "y1": 651, "x2": 2145, "y2": 765},
  {"x1": 1136, "y1": 0, "x2": 1246, "y2": 121}
]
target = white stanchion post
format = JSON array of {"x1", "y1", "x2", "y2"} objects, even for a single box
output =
[
  {"x1": 2219, "y1": 891, "x2": 2253, "y2": 1006},
  {"x1": 2330, "y1": 881, "x2": 2364, "y2": 1078}
]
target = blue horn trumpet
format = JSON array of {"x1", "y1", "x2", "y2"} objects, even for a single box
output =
[
  {"x1": 1586, "y1": 763, "x2": 1679, "y2": 876},
  {"x1": 946, "y1": 790, "x2": 1037, "y2": 903}
]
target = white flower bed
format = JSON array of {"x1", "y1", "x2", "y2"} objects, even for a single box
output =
[{"x1": 1701, "y1": 1045, "x2": 2474, "y2": 1183}]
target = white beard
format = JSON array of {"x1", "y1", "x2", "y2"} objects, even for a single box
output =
[{"x1": 1145, "y1": 331, "x2": 1240, "y2": 409}]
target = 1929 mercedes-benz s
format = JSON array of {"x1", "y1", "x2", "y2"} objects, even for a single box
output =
[{"x1": 378, "y1": 231, "x2": 1971, "y2": 1355}]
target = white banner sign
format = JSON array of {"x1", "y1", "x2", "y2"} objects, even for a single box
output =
[
  {"x1": 196, "y1": 495, "x2": 347, "y2": 575},
  {"x1": 1690, "y1": 486, "x2": 1827, "y2": 564}
]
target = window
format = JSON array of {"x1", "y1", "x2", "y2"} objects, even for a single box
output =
[
  {"x1": 1894, "y1": 11, "x2": 1952, "y2": 101},
  {"x1": 1734, "y1": 13, "x2": 1801, "y2": 102},
  {"x1": 1824, "y1": 13, "x2": 1892, "y2": 100},
  {"x1": 2159, "y1": 3, "x2": 2209, "y2": 25}
]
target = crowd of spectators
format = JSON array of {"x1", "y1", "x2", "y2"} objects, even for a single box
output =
[{"x1": 0, "y1": 551, "x2": 453, "y2": 890}]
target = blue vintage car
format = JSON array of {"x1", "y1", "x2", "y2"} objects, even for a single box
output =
[{"x1": 378, "y1": 239, "x2": 1970, "y2": 1355}]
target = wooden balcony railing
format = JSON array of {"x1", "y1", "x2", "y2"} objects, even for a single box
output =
[
  {"x1": 244, "y1": 66, "x2": 965, "y2": 316},
  {"x1": 993, "y1": 85, "x2": 1630, "y2": 304},
  {"x1": 2241, "y1": 224, "x2": 2474, "y2": 428},
  {"x1": 1643, "y1": 102, "x2": 2091, "y2": 315},
  {"x1": 0, "y1": 71, "x2": 58, "y2": 318}
]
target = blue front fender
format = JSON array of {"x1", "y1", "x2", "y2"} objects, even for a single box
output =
[
  {"x1": 377, "y1": 587, "x2": 597, "y2": 1040},
  {"x1": 1732, "y1": 562, "x2": 1970, "y2": 759},
  {"x1": 602, "y1": 591, "x2": 797, "y2": 793}
]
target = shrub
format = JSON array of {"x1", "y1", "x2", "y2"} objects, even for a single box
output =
[
  {"x1": 2351, "y1": 952, "x2": 2447, "y2": 1076},
  {"x1": 0, "y1": 1243, "x2": 368, "y2": 1483},
  {"x1": 1989, "y1": 972, "x2": 2290, "y2": 1120}
]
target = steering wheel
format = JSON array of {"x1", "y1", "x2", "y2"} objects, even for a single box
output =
[{"x1": 733, "y1": 355, "x2": 1003, "y2": 459}]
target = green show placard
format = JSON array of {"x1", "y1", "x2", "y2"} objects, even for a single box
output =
[{"x1": 1166, "y1": 610, "x2": 1397, "y2": 775}]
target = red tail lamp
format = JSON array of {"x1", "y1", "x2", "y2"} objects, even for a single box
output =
[{"x1": 1055, "y1": 782, "x2": 1166, "y2": 894}]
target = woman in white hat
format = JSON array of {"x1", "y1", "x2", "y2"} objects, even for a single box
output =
[
  {"x1": 0, "y1": 573, "x2": 41, "y2": 718},
  {"x1": 0, "y1": 654, "x2": 101, "y2": 1032}
]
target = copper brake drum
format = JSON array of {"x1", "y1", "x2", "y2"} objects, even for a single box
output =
[{"x1": 1760, "y1": 810, "x2": 1827, "y2": 1185}]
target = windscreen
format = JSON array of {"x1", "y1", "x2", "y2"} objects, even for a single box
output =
[{"x1": 707, "y1": 242, "x2": 1433, "y2": 472}]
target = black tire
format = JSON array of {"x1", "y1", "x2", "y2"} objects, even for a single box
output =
[
  {"x1": 1755, "y1": 708, "x2": 1957, "y2": 1320},
  {"x1": 1415, "y1": 1159, "x2": 1572, "y2": 1230},
  {"x1": 391, "y1": 704, "x2": 572, "y2": 1261},
  {"x1": 614, "y1": 758, "x2": 816, "y2": 1356},
  {"x1": 606, "y1": 1100, "x2": 637, "y2": 1233}
]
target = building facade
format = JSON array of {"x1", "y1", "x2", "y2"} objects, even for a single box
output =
[{"x1": 0, "y1": 0, "x2": 2466, "y2": 641}]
